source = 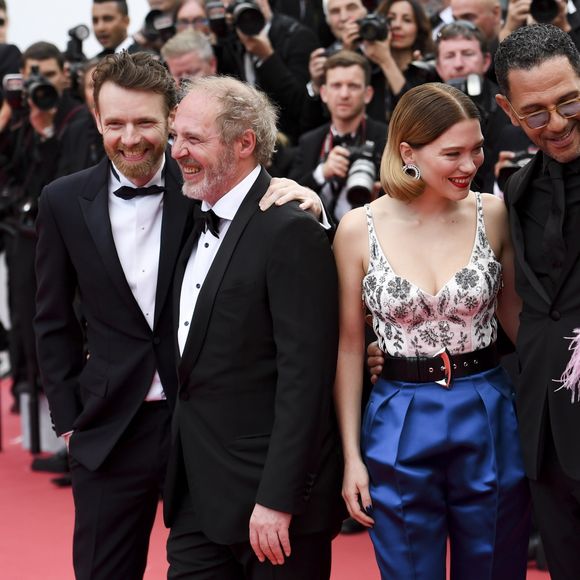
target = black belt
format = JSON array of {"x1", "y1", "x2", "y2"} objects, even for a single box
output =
[{"x1": 379, "y1": 344, "x2": 499, "y2": 388}]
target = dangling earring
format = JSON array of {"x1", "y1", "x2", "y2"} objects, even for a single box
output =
[{"x1": 402, "y1": 163, "x2": 421, "y2": 180}]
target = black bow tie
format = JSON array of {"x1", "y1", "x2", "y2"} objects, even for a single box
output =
[
  {"x1": 113, "y1": 184, "x2": 165, "y2": 200},
  {"x1": 196, "y1": 206, "x2": 221, "y2": 238}
]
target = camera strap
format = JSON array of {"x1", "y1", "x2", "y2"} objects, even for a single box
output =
[{"x1": 318, "y1": 117, "x2": 367, "y2": 164}]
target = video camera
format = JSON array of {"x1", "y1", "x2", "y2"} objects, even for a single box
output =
[
  {"x1": 206, "y1": 0, "x2": 266, "y2": 37},
  {"x1": 356, "y1": 13, "x2": 389, "y2": 42}
]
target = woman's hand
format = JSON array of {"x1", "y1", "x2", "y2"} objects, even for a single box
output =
[{"x1": 342, "y1": 458, "x2": 375, "y2": 527}]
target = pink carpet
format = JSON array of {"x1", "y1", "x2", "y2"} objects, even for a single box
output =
[{"x1": 0, "y1": 379, "x2": 550, "y2": 579}]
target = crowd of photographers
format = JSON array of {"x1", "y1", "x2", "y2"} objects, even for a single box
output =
[{"x1": 0, "y1": 0, "x2": 577, "y2": 549}]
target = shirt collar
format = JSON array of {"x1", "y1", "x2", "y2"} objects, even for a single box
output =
[{"x1": 201, "y1": 165, "x2": 261, "y2": 221}]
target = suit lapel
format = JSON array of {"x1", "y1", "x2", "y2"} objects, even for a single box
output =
[
  {"x1": 178, "y1": 168, "x2": 271, "y2": 384},
  {"x1": 153, "y1": 154, "x2": 191, "y2": 328},
  {"x1": 508, "y1": 155, "x2": 551, "y2": 305},
  {"x1": 78, "y1": 159, "x2": 145, "y2": 317}
]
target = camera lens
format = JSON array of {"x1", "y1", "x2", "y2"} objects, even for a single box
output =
[
  {"x1": 30, "y1": 82, "x2": 59, "y2": 111},
  {"x1": 346, "y1": 158, "x2": 376, "y2": 206},
  {"x1": 230, "y1": 1, "x2": 265, "y2": 36},
  {"x1": 529, "y1": 0, "x2": 559, "y2": 23}
]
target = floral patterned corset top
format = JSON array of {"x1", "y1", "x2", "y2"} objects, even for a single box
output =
[{"x1": 362, "y1": 194, "x2": 502, "y2": 357}]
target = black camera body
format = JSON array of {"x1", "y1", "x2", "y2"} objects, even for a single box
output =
[
  {"x1": 497, "y1": 150, "x2": 535, "y2": 190},
  {"x1": 65, "y1": 24, "x2": 90, "y2": 101},
  {"x1": 530, "y1": 0, "x2": 559, "y2": 23},
  {"x1": 356, "y1": 13, "x2": 389, "y2": 42},
  {"x1": 4, "y1": 66, "x2": 59, "y2": 112},
  {"x1": 446, "y1": 74, "x2": 483, "y2": 98},
  {"x1": 143, "y1": 9, "x2": 176, "y2": 44},
  {"x1": 206, "y1": 0, "x2": 265, "y2": 37},
  {"x1": 333, "y1": 139, "x2": 378, "y2": 206},
  {"x1": 24, "y1": 66, "x2": 59, "y2": 111}
]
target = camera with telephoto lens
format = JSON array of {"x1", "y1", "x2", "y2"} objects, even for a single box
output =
[
  {"x1": 343, "y1": 140, "x2": 378, "y2": 206},
  {"x1": 356, "y1": 13, "x2": 389, "y2": 42},
  {"x1": 5, "y1": 66, "x2": 59, "y2": 111},
  {"x1": 206, "y1": 0, "x2": 265, "y2": 37},
  {"x1": 24, "y1": 65, "x2": 59, "y2": 110},
  {"x1": 530, "y1": 0, "x2": 559, "y2": 23},
  {"x1": 446, "y1": 74, "x2": 483, "y2": 98}
]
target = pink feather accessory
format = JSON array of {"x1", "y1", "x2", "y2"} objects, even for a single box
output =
[{"x1": 554, "y1": 329, "x2": 580, "y2": 403}]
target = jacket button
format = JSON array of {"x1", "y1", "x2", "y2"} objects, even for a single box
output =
[
  {"x1": 153, "y1": 336, "x2": 161, "y2": 345},
  {"x1": 550, "y1": 310, "x2": 561, "y2": 321},
  {"x1": 180, "y1": 391, "x2": 190, "y2": 402}
]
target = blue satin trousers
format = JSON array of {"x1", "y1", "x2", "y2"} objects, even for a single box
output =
[{"x1": 361, "y1": 366, "x2": 531, "y2": 580}]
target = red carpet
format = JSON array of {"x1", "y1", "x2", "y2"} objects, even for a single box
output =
[{"x1": 0, "y1": 379, "x2": 550, "y2": 579}]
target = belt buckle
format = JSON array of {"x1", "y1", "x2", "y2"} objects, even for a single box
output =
[{"x1": 434, "y1": 347, "x2": 452, "y2": 389}]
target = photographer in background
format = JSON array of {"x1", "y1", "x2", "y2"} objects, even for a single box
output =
[
  {"x1": 290, "y1": 50, "x2": 386, "y2": 222},
  {"x1": 0, "y1": 42, "x2": 88, "y2": 459},
  {"x1": 434, "y1": 20, "x2": 510, "y2": 191},
  {"x1": 161, "y1": 28, "x2": 217, "y2": 84},
  {"x1": 175, "y1": 0, "x2": 213, "y2": 37},
  {"x1": 306, "y1": 0, "x2": 436, "y2": 130},
  {"x1": 209, "y1": 0, "x2": 320, "y2": 142},
  {"x1": 450, "y1": 0, "x2": 502, "y2": 81},
  {"x1": 0, "y1": 0, "x2": 20, "y2": 129},
  {"x1": 92, "y1": 0, "x2": 142, "y2": 57},
  {"x1": 500, "y1": 0, "x2": 580, "y2": 49}
]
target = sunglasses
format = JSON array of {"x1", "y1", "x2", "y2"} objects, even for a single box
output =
[
  {"x1": 0, "y1": 18, "x2": 6, "y2": 26},
  {"x1": 505, "y1": 96, "x2": 580, "y2": 129}
]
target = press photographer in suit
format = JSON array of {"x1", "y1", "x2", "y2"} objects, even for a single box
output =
[{"x1": 291, "y1": 50, "x2": 387, "y2": 222}]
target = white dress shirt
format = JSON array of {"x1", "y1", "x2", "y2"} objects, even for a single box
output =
[
  {"x1": 178, "y1": 165, "x2": 261, "y2": 355},
  {"x1": 108, "y1": 159, "x2": 166, "y2": 401}
]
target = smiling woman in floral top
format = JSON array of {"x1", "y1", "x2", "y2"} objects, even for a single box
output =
[{"x1": 332, "y1": 82, "x2": 531, "y2": 580}]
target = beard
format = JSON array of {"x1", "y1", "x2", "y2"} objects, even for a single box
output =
[
  {"x1": 181, "y1": 144, "x2": 237, "y2": 204},
  {"x1": 106, "y1": 139, "x2": 166, "y2": 181}
]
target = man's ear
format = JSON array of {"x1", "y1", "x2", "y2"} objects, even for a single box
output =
[
  {"x1": 320, "y1": 84, "x2": 328, "y2": 104},
  {"x1": 399, "y1": 141, "x2": 415, "y2": 165},
  {"x1": 238, "y1": 128, "x2": 256, "y2": 159},
  {"x1": 496, "y1": 94, "x2": 520, "y2": 127},
  {"x1": 482, "y1": 52, "x2": 491, "y2": 74},
  {"x1": 94, "y1": 110, "x2": 104, "y2": 135},
  {"x1": 364, "y1": 84, "x2": 373, "y2": 105}
]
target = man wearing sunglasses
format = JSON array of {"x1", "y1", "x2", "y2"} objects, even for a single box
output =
[{"x1": 495, "y1": 23, "x2": 580, "y2": 580}]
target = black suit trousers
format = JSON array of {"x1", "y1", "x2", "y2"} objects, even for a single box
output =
[
  {"x1": 69, "y1": 402, "x2": 171, "y2": 580},
  {"x1": 528, "y1": 429, "x2": 580, "y2": 580},
  {"x1": 167, "y1": 489, "x2": 332, "y2": 580}
]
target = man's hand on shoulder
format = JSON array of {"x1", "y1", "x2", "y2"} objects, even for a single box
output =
[
  {"x1": 259, "y1": 177, "x2": 322, "y2": 219},
  {"x1": 249, "y1": 503, "x2": 292, "y2": 565}
]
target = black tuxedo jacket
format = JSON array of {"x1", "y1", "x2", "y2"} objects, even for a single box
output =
[
  {"x1": 289, "y1": 117, "x2": 388, "y2": 192},
  {"x1": 164, "y1": 168, "x2": 343, "y2": 544},
  {"x1": 505, "y1": 154, "x2": 580, "y2": 480},
  {"x1": 34, "y1": 154, "x2": 192, "y2": 471}
]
